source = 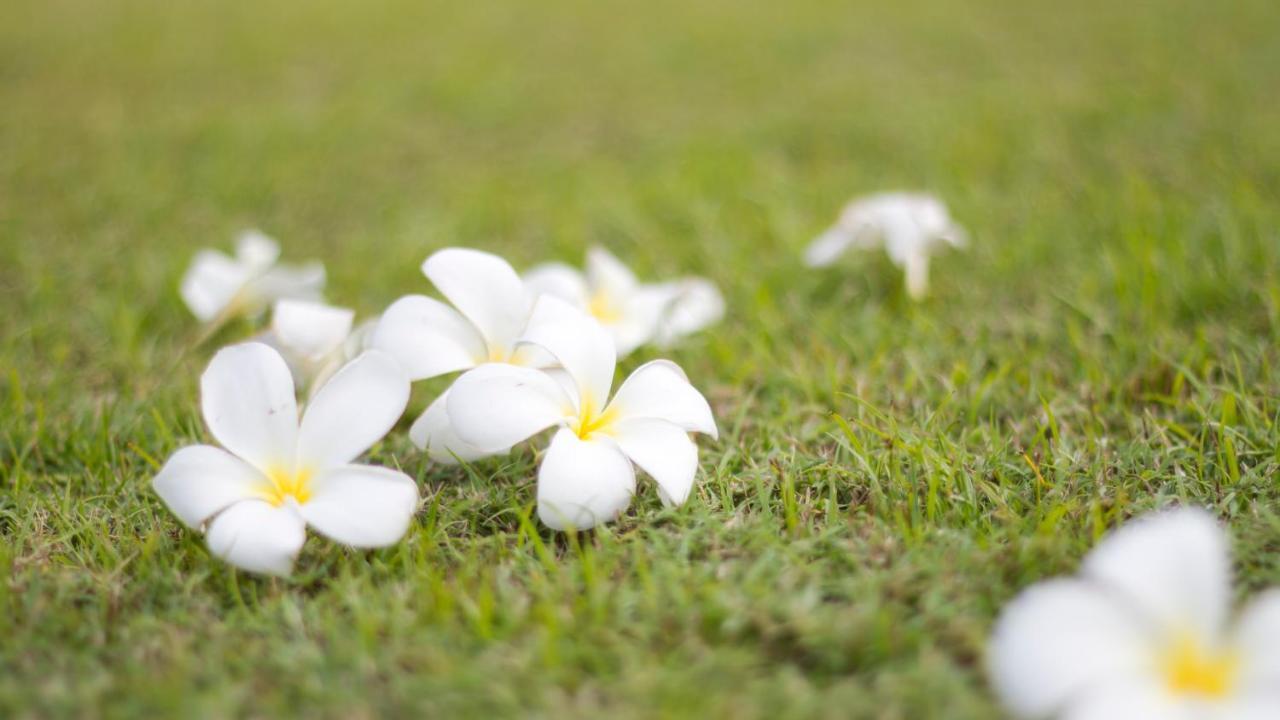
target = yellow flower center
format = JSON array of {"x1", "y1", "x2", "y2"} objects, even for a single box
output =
[
  {"x1": 1164, "y1": 635, "x2": 1238, "y2": 698},
  {"x1": 260, "y1": 466, "x2": 314, "y2": 506},
  {"x1": 572, "y1": 398, "x2": 618, "y2": 440},
  {"x1": 587, "y1": 290, "x2": 622, "y2": 324}
]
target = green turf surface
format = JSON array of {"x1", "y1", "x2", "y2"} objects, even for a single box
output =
[{"x1": 3, "y1": 0, "x2": 1279, "y2": 716}]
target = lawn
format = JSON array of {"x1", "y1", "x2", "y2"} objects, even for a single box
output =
[{"x1": 3, "y1": 0, "x2": 1280, "y2": 717}]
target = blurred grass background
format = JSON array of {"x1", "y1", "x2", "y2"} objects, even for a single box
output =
[{"x1": 2, "y1": 0, "x2": 1279, "y2": 717}]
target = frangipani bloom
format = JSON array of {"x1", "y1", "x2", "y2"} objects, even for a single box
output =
[
  {"x1": 264, "y1": 299, "x2": 378, "y2": 392},
  {"x1": 523, "y1": 246, "x2": 724, "y2": 356},
  {"x1": 371, "y1": 247, "x2": 553, "y2": 464},
  {"x1": 152, "y1": 342, "x2": 417, "y2": 576},
  {"x1": 988, "y1": 507, "x2": 1280, "y2": 719},
  {"x1": 804, "y1": 192, "x2": 966, "y2": 300},
  {"x1": 180, "y1": 230, "x2": 325, "y2": 324},
  {"x1": 446, "y1": 296, "x2": 717, "y2": 530}
]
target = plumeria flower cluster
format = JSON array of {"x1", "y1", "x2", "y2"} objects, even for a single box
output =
[
  {"x1": 181, "y1": 230, "x2": 325, "y2": 325},
  {"x1": 988, "y1": 507, "x2": 1280, "y2": 719},
  {"x1": 523, "y1": 246, "x2": 724, "y2": 356},
  {"x1": 159, "y1": 241, "x2": 720, "y2": 575},
  {"x1": 444, "y1": 295, "x2": 718, "y2": 529},
  {"x1": 805, "y1": 192, "x2": 966, "y2": 300},
  {"x1": 370, "y1": 247, "x2": 721, "y2": 465}
]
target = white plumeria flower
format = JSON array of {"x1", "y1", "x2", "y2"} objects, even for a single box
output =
[
  {"x1": 804, "y1": 192, "x2": 966, "y2": 300},
  {"x1": 180, "y1": 229, "x2": 326, "y2": 324},
  {"x1": 988, "y1": 507, "x2": 1280, "y2": 719},
  {"x1": 370, "y1": 247, "x2": 556, "y2": 464},
  {"x1": 446, "y1": 296, "x2": 718, "y2": 530},
  {"x1": 152, "y1": 342, "x2": 417, "y2": 576},
  {"x1": 262, "y1": 299, "x2": 379, "y2": 392},
  {"x1": 523, "y1": 246, "x2": 724, "y2": 356}
]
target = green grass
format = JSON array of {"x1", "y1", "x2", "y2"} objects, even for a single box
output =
[{"x1": 3, "y1": 0, "x2": 1280, "y2": 716}]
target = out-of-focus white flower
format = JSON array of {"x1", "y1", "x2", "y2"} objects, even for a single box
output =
[
  {"x1": 652, "y1": 277, "x2": 726, "y2": 348},
  {"x1": 180, "y1": 230, "x2": 325, "y2": 324},
  {"x1": 152, "y1": 343, "x2": 417, "y2": 576},
  {"x1": 804, "y1": 192, "x2": 966, "y2": 300},
  {"x1": 446, "y1": 296, "x2": 717, "y2": 530},
  {"x1": 988, "y1": 507, "x2": 1280, "y2": 719},
  {"x1": 261, "y1": 299, "x2": 379, "y2": 393},
  {"x1": 524, "y1": 246, "x2": 724, "y2": 356},
  {"x1": 370, "y1": 247, "x2": 560, "y2": 464}
]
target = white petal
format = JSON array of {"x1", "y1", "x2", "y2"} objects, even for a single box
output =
[
  {"x1": 542, "y1": 367, "x2": 581, "y2": 405},
  {"x1": 904, "y1": 193, "x2": 961, "y2": 242},
  {"x1": 610, "y1": 418, "x2": 698, "y2": 506},
  {"x1": 271, "y1": 299, "x2": 354, "y2": 360},
  {"x1": 250, "y1": 261, "x2": 326, "y2": 308},
  {"x1": 803, "y1": 227, "x2": 856, "y2": 267},
  {"x1": 408, "y1": 389, "x2": 504, "y2": 464},
  {"x1": 612, "y1": 285, "x2": 679, "y2": 356},
  {"x1": 987, "y1": 578, "x2": 1156, "y2": 720},
  {"x1": 152, "y1": 445, "x2": 267, "y2": 528},
  {"x1": 1060, "y1": 684, "x2": 1191, "y2": 720},
  {"x1": 297, "y1": 350, "x2": 409, "y2": 469},
  {"x1": 299, "y1": 464, "x2": 418, "y2": 548},
  {"x1": 941, "y1": 221, "x2": 968, "y2": 249},
  {"x1": 308, "y1": 318, "x2": 378, "y2": 396},
  {"x1": 370, "y1": 295, "x2": 486, "y2": 380},
  {"x1": 519, "y1": 296, "x2": 616, "y2": 410},
  {"x1": 253, "y1": 329, "x2": 307, "y2": 388},
  {"x1": 523, "y1": 262, "x2": 590, "y2": 307},
  {"x1": 1082, "y1": 507, "x2": 1231, "y2": 644},
  {"x1": 201, "y1": 343, "x2": 299, "y2": 472},
  {"x1": 882, "y1": 206, "x2": 933, "y2": 266},
  {"x1": 655, "y1": 278, "x2": 724, "y2": 345},
  {"x1": 446, "y1": 364, "x2": 573, "y2": 452},
  {"x1": 422, "y1": 248, "x2": 530, "y2": 355},
  {"x1": 180, "y1": 249, "x2": 250, "y2": 322},
  {"x1": 522, "y1": 289, "x2": 595, "y2": 332},
  {"x1": 606, "y1": 359, "x2": 717, "y2": 438},
  {"x1": 610, "y1": 318, "x2": 655, "y2": 359},
  {"x1": 537, "y1": 428, "x2": 635, "y2": 531},
  {"x1": 234, "y1": 229, "x2": 281, "y2": 269},
  {"x1": 508, "y1": 342, "x2": 560, "y2": 369},
  {"x1": 835, "y1": 197, "x2": 886, "y2": 246},
  {"x1": 1234, "y1": 590, "x2": 1280, "y2": 692},
  {"x1": 586, "y1": 246, "x2": 639, "y2": 298},
  {"x1": 205, "y1": 500, "x2": 306, "y2": 576},
  {"x1": 1212, "y1": 698, "x2": 1280, "y2": 720}
]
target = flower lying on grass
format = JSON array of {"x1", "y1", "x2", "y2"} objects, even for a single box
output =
[
  {"x1": 371, "y1": 247, "x2": 556, "y2": 464},
  {"x1": 523, "y1": 246, "x2": 724, "y2": 356},
  {"x1": 263, "y1": 299, "x2": 378, "y2": 393},
  {"x1": 180, "y1": 229, "x2": 326, "y2": 325},
  {"x1": 988, "y1": 507, "x2": 1280, "y2": 719},
  {"x1": 152, "y1": 342, "x2": 417, "y2": 576},
  {"x1": 446, "y1": 296, "x2": 717, "y2": 530},
  {"x1": 804, "y1": 192, "x2": 965, "y2": 300}
]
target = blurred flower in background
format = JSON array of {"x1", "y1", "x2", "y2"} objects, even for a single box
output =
[
  {"x1": 805, "y1": 192, "x2": 966, "y2": 300},
  {"x1": 180, "y1": 230, "x2": 325, "y2": 325}
]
